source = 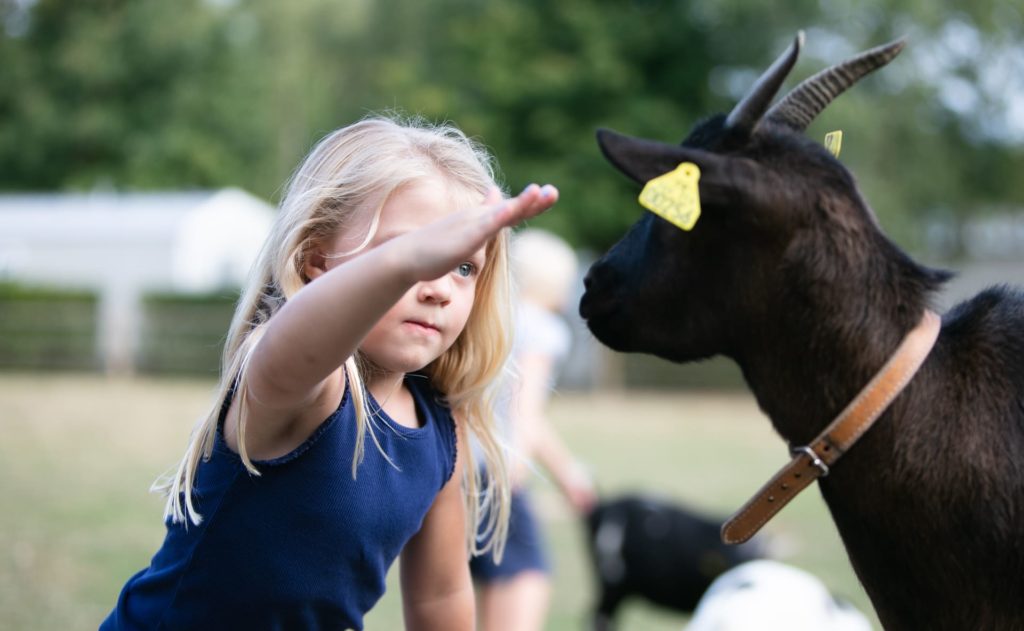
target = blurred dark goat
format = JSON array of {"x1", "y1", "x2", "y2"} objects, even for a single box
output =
[
  {"x1": 579, "y1": 33, "x2": 1024, "y2": 630},
  {"x1": 585, "y1": 494, "x2": 765, "y2": 631}
]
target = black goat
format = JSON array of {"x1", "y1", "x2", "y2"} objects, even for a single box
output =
[
  {"x1": 585, "y1": 494, "x2": 764, "y2": 631},
  {"x1": 579, "y1": 33, "x2": 1024, "y2": 630}
]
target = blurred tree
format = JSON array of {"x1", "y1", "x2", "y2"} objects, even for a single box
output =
[
  {"x1": 0, "y1": 0, "x2": 276, "y2": 193},
  {"x1": 0, "y1": 0, "x2": 1021, "y2": 253}
]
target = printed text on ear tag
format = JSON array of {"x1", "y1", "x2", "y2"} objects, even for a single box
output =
[
  {"x1": 638, "y1": 162, "x2": 701, "y2": 231},
  {"x1": 824, "y1": 130, "x2": 843, "y2": 157}
]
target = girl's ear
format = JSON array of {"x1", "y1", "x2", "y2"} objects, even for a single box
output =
[{"x1": 303, "y1": 243, "x2": 330, "y2": 282}]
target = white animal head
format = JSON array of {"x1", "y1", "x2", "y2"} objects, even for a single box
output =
[{"x1": 685, "y1": 560, "x2": 873, "y2": 631}]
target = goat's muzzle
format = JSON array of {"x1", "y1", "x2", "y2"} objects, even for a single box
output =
[
  {"x1": 579, "y1": 267, "x2": 631, "y2": 351},
  {"x1": 578, "y1": 268, "x2": 605, "y2": 321}
]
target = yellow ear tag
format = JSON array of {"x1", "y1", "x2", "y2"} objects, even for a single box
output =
[
  {"x1": 638, "y1": 162, "x2": 702, "y2": 231},
  {"x1": 824, "y1": 130, "x2": 843, "y2": 157}
]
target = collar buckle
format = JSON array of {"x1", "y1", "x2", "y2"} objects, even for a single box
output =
[{"x1": 790, "y1": 445, "x2": 830, "y2": 477}]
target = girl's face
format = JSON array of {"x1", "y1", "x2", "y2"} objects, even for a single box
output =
[{"x1": 327, "y1": 177, "x2": 487, "y2": 375}]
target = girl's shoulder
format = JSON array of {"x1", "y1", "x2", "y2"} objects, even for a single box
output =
[
  {"x1": 220, "y1": 368, "x2": 349, "y2": 465},
  {"x1": 405, "y1": 373, "x2": 459, "y2": 484}
]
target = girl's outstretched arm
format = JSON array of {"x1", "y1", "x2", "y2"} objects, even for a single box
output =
[
  {"x1": 237, "y1": 184, "x2": 558, "y2": 458},
  {"x1": 399, "y1": 418, "x2": 474, "y2": 631}
]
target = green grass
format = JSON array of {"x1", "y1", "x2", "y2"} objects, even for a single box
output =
[{"x1": 0, "y1": 375, "x2": 878, "y2": 630}]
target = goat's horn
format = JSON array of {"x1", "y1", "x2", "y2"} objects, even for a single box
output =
[
  {"x1": 724, "y1": 32, "x2": 804, "y2": 136},
  {"x1": 767, "y1": 38, "x2": 906, "y2": 131}
]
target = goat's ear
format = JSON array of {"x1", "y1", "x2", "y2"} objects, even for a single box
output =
[
  {"x1": 596, "y1": 128, "x2": 741, "y2": 205},
  {"x1": 598, "y1": 128, "x2": 704, "y2": 184}
]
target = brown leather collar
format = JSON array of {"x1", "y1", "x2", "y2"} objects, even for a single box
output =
[{"x1": 721, "y1": 310, "x2": 942, "y2": 544}]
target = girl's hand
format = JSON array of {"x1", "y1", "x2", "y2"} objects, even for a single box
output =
[
  {"x1": 561, "y1": 461, "x2": 598, "y2": 515},
  {"x1": 398, "y1": 183, "x2": 559, "y2": 283}
]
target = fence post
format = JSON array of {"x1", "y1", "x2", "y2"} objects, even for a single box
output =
[{"x1": 97, "y1": 281, "x2": 140, "y2": 375}]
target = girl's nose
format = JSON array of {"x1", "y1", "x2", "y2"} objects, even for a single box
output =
[{"x1": 417, "y1": 275, "x2": 452, "y2": 305}]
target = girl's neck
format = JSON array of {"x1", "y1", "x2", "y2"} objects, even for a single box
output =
[
  {"x1": 365, "y1": 370, "x2": 422, "y2": 429},
  {"x1": 365, "y1": 370, "x2": 406, "y2": 404}
]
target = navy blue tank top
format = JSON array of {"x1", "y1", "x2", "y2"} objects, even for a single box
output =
[{"x1": 101, "y1": 373, "x2": 457, "y2": 631}]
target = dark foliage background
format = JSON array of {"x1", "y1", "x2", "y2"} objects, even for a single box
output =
[{"x1": 2, "y1": 0, "x2": 1022, "y2": 252}]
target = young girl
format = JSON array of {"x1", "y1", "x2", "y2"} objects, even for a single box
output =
[{"x1": 101, "y1": 116, "x2": 559, "y2": 630}]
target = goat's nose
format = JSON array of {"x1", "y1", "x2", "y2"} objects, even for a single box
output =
[
  {"x1": 583, "y1": 261, "x2": 612, "y2": 293},
  {"x1": 579, "y1": 269, "x2": 599, "y2": 319}
]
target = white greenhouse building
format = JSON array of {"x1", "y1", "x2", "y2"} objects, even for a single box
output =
[{"x1": 0, "y1": 189, "x2": 275, "y2": 373}]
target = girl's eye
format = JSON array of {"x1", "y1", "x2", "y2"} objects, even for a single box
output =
[{"x1": 455, "y1": 262, "x2": 476, "y2": 278}]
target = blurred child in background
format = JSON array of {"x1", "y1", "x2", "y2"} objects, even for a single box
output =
[{"x1": 470, "y1": 228, "x2": 597, "y2": 631}]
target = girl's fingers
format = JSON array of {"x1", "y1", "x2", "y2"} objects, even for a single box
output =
[
  {"x1": 411, "y1": 183, "x2": 559, "y2": 281},
  {"x1": 490, "y1": 183, "x2": 558, "y2": 229}
]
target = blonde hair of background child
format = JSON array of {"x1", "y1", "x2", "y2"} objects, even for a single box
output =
[
  {"x1": 153, "y1": 115, "x2": 513, "y2": 558},
  {"x1": 512, "y1": 228, "x2": 579, "y2": 311}
]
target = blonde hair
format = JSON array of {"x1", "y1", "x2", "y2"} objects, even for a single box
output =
[
  {"x1": 512, "y1": 228, "x2": 578, "y2": 311},
  {"x1": 154, "y1": 115, "x2": 513, "y2": 559}
]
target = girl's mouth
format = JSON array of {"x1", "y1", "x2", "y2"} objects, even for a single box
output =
[{"x1": 404, "y1": 320, "x2": 441, "y2": 335}]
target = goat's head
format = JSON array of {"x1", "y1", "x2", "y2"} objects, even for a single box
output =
[{"x1": 579, "y1": 33, "x2": 911, "y2": 363}]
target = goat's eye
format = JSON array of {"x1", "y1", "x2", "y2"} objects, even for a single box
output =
[{"x1": 454, "y1": 262, "x2": 477, "y2": 278}]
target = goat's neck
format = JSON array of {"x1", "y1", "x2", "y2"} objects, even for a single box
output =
[{"x1": 733, "y1": 282, "x2": 927, "y2": 447}]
